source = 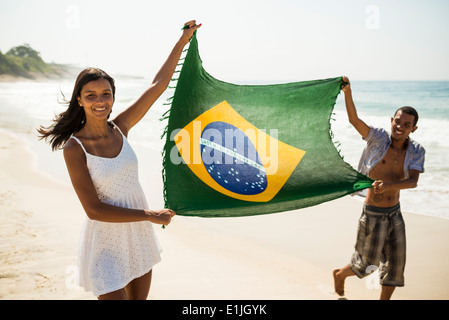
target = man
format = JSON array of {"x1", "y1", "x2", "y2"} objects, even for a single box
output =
[{"x1": 333, "y1": 76, "x2": 425, "y2": 300}]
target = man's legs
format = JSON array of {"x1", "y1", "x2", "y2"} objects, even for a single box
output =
[
  {"x1": 333, "y1": 204, "x2": 387, "y2": 298},
  {"x1": 334, "y1": 204, "x2": 405, "y2": 299},
  {"x1": 333, "y1": 265, "x2": 355, "y2": 296},
  {"x1": 380, "y1": 285, "x2": 396, "y2": 300},
  {"x1": 333, "y1": 267, "x2": 397, "y2": 299}
]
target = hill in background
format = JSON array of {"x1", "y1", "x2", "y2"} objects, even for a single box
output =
[{"x1": 0, "y1": 44, "x2": 78, "y2": 81}]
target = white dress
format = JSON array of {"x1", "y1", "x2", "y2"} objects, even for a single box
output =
[{"x1": 71, "y1": 122, "x2": 162, "y2": 296}]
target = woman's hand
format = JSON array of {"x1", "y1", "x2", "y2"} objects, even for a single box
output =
[
  {"x1": 341, "y1": 76, "x2": 351, "y2": 93},
  {"x1": 146, "y1": 209, "x2": 176, "y2": 225},
  {"x1": 180, "y1": 20, "x2": 202, "y2": 45}
]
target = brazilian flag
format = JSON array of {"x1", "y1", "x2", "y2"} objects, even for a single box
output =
[{"x1": 161, "y1": 32, "x2": 372, "y2": 217}]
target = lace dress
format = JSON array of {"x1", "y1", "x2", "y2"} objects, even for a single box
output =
[{"x1": 71, "y1": 122, "x2": 162, "y2": 296}]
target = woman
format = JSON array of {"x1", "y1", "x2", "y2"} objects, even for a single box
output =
[{"x1": 38, "y1": 21, "x2": 201, "y2": 300}]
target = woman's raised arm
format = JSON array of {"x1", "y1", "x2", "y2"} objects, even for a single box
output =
[{"x1": 114, "y1": 20, "x2": 201, "y2": 136}]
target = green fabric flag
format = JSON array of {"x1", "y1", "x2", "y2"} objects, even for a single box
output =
[{"x1": 161, "y1": 32, "x2": 373, "y2": 217}]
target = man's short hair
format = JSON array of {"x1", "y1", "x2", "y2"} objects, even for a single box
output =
[{"x1": 395, "y1": 106, "x2": 419, "y2": 126}]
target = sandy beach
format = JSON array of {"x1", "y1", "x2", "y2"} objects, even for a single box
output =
[{"x1": 1, "y1": 129, "x2": 449, "y2": 300}]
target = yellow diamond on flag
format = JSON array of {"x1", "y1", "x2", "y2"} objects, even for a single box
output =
[{"x1": 173, "y1": 101, "x2": 306, "y2": 202}]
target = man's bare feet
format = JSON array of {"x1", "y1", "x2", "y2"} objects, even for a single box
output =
[
  {"x1": 333, "y1": 265, "x2": 355, "y2": 296},
  {"x1": 333, "y1": 269, "x2": 345, "y2": 296}
]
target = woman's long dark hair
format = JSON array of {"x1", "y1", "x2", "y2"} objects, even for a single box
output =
[{"x1": 37, "y1": 67, "x2": 116, "y2": 151}]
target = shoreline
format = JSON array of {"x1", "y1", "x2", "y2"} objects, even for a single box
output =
[
  {"x1": 0, "y1": 68, "x2": 80, "y2": 83},
  {"x1": 1, "y1": 128, "x2": 449, "y2": 300},
  {"x1": 0, "y1": 70, "x2": 146, "y2": 84}
]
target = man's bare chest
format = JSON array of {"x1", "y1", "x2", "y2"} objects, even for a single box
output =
[{"x1": 369, "y1": 147, "x2": 405, "y2": 181}]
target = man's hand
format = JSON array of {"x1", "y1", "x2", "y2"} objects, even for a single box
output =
[{"x1": 372, "y1": 180, "x2": 391, "y2": 194}]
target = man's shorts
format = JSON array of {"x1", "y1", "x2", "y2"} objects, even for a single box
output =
[{"x1": 350, "y1": 203, "x2": 406, "y2": 287}]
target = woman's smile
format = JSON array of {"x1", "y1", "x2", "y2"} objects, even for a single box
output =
[
  {"x1": 92, "y1": 105, "x2": 109, "y2": 114},
  {"x1": 78, "y1": 78, "x2": 114, "y2": 119}
]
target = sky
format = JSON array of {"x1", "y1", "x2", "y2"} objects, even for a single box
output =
[{"x1": 0, "y1": 0, "x2": 448, "y2": 82}]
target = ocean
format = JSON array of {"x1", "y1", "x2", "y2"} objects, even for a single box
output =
[{"x1": 0, "y1": 78, "x2": 447, "y2": 219}]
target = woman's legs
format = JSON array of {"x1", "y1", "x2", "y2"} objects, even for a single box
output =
[
  {"x1": 98, "y1": 288, "x2": 128, "y2": 300},
  {"x1": 97, "y1": 269, "x2": 153, "y2": 300},
  {"x1": 125, "y1": 269, "x2": 153, "y2": 300}
]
